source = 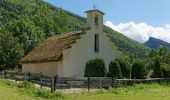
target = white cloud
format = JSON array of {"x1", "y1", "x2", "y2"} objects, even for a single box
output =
[{"x1": 105, "y1": 21, "x2": 170, "y2": 43}]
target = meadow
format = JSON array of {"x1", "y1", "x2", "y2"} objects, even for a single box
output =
[{"x1": 0, "y1": 79, "x2": 170, "y2": 100}]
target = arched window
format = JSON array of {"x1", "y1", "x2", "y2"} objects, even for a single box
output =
[{"x1": 94, "y1": 14, "x2": 98, "y2": 25}]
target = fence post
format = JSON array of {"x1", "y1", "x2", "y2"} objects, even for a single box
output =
[
  {"x1": 15, "y1": 71, "x2": 17, "y2": 82},
  {"x1": 133, "y1": 77, "x2": 136, "y2": 86},
  {"x1": 87, "y1": 77, "x2": 90, "y2": 92},
  {"x1": 2, "y1": 71, "x2": 5, "y2": 79},
  {"x1": 27, "y1": 72, "x2": 30, "y2": 81},
  {"x1": 99, "y1": 79, "x2": 102, "y2": 88},
  {"x1": 51, "y1": 76, "x2": 54, "y2": 93},
  {"x1": 4, "y1": 70, "x2": 7, "y2": 79},
  {"x1": 24, "y1": 72, "x2": 27, "y2": 81},
  {"x1": 40, "y1": 72, "x2": 42, "y2": 88},
  {"x1": 111, "y1": 76, "x2": 115, "y2": 87},
  {"x1": 54, "y1": 75, "x2": 57, "y2": 91}
]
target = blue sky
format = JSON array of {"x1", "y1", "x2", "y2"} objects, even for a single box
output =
[
  {"x1": 44, "y1": 0, "x2": 170, "y2": 43},
  {"x1": 45, "y1": 0, "x2": 170, "y2": 27}
]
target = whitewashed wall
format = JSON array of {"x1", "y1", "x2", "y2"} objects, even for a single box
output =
[
  {"x1": 62, "y1": 29, "x2": 120, "y2": 77},
  {"x1": 22, "y1": 61, "x2": 63, "y2": 76}
]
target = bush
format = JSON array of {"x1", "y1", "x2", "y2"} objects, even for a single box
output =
[
  {"x1": 108, "y1": 60, "x2": 122, "y2": 78},
  {"x1": 16, "y1": 81, "x2": 34, "y2": 88},
  {"x1": 20, "y1": 86, "x2": 64, "y2": 99},
  {"x1": 84, "y1": 58, "x2": 107, "y2": 77},
  {"x1": 116, "y1": 58, "x2": 130, "y2": 78},
  {"x1": 131, "y1": 61, "x2": 146, "y2": 79},
  {"x1": 0, "y1": 79, "x2": 14, "y2": 86},
  {"x1": 162, "y1": 69, "x2": 170, "y2": 78},
  {"x1": 35, "y1": 89, "x2": 49, "y2": 99}
]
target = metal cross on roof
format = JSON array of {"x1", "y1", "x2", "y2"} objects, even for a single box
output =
[{"x1": 93, "y1": 5, "x2": 97, "y2": 10}]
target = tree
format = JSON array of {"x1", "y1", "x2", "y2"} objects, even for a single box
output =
[
  {"x1": 131, "y1": 61, "x2": 146, "y2": 79},
  {"x1": 84, "y1": 58, "x2": 107, "y2": 77},
  {"x1": 6, "y1": 18, "x2": 45, "y2": 54},
  {"x1": 0, "y1": 31, "x2": 24, "y2": 70},
  {"x1": 149, "y1": 49, "x2": 157, "y2": 58},
  {"x1": 159, "y1": 46, "x2": 168, "y2": 57},
  {"x1": 152, "y1": 56, "x2": 163, "y2": 78},
  {"x1": 116, "y1": 58, "x2": 130, "y2": 78},
  {"x1": 159, "y1": 46, "x2": 168, "y2": 63},
  {"x1": 108, "y1": 60, "x2": 122, "y2": 78}
]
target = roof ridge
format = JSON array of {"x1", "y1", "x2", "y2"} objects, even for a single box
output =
[{"x1": 48, "y1": 30, "x2": 83, "y2": 39}]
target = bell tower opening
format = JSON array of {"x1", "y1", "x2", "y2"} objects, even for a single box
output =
[
  {"x1": 94, "y1": 14, "x2": 98, "y2": 25},
  {"x1": 85, "y1": 9, "x2": 105, "y2": 30}
]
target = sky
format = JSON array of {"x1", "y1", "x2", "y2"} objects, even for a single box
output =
[{"x1": 45, "y1": 0, "x2": 170, "y2": 43}]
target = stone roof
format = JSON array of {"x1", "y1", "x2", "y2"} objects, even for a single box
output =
[{"x1": 20, "y1": 30, "x2": 85, "y2": 63}]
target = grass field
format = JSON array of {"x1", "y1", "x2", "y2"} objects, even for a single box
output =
[
  {"x1": 0, "y1": 79, "x2": 170, "y2": 100},
  {"x1": 0, "y1": 80, "x2": 42, "y2": 100},
  {"x1": 65, "y1": 83, "x2": 170, "y2": 100}
]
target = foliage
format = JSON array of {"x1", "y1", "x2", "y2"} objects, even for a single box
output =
[
  {"x1": 149, "y1": 49, "x2": 157, "y2": 58},
  {"x1": 5, "y1": 17, "x2": 45, "y2": 54},
  {"x1": 0, "y1": 0, "x2": 85, "y2": 69},
  {"x1": 152, "y1": 56, "x2": 164, "y2": 78},
  {"x1": 108, "y1": 60, "x2": 122, "y2": 78},
  {"x1": 0, "y1": 30, "x2": 24, "y2": 69},
  {"x1": 131, "y1": 61, "x2": 146, "y2": 79},
  {"x1": 84, "y1": 58, "x2": 107, "y2": 77},
  {"x1": 147, "y1": 47, "x2": 170, "y2": 78},
  {"x1": 16, "y1": 81, "x2": 34, "y2": 88},
  {"x1": 33, "y1": 88, "x2": 63, "y2": 99},
  {"x1": 116, "y1": 58, "x2": 131, "y2": 78}
]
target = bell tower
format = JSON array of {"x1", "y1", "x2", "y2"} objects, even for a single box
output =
[{"x1": 85, "y1": 8, "x2": 105, "y2": 30}]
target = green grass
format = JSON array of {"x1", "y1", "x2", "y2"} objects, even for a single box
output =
[
  {"x1": 0, "y1": 79, "x2": 64, "y2": 100},
  {"x1": 0, "y1": 80, "x2": 41, "y2": 100},
  {"x1": 65, "y1": 83, "x2": 170, "y2": 100},
  {"x1": 0, "y1": 79, "x2": 170, "y2": 100}
]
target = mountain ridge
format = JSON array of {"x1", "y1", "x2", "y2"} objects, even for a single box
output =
[{"x1": 144, "y1": 37, "x2": 170, "y2": 50}]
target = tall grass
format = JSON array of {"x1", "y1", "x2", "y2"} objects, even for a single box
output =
[{"x1": 0, "y1": 79, "x2": 64, "y2": 100}]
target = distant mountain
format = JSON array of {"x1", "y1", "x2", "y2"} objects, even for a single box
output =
[{"x1": 144, "y1": 37, "x2": 170, "y2": 50}]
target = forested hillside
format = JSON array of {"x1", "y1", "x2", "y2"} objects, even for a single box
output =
[
  {"x1": 104, "y1": 26, "x2": 150, "y2": 59},
  {"x1": 0, "y1": 0, "x2": 150, "y2": 69}
]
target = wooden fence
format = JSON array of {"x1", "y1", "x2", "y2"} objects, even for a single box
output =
[{"x1": 0, "y1": 71, "x2": 170, "y2": 93}]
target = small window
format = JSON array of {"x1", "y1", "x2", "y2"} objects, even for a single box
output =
[
  {"x1": 94, "y1": 34, "x2": 99, "y2": 52},
  {"x1": 94, "y1": 14, "x2": 98, "y2": 25}
]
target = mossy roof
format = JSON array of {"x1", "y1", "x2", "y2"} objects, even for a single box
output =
[{"x1": 20, "y1": 30, "x2": 84, "y2": 63}]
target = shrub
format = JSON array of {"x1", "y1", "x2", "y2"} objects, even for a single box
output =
[
  {"x1": 131, "y1": 61, "x2": 146, "y2": 79},
  {"x1": 84, "y1": 58, "x2": 107, "y2": 77},
  {"x1": 21, "y1": 87, "x2": 64, "y2": 99},
  {"x1": 108, "y1": 60, "x2": 122, "y2": 78},
  {"x1": 0, "y1": 79, "x2": 14, "y2": 86},
  {"x1": 116, "y1": 58, "x2": 130, "y2": 78},
  {"x1": 35, "y1": 89, "x2": 50, "y2": 99},
  {"x1": 16, "y1": 81, "x2": 34, "y2": 88},
  {"x1": 162, "y1": 69, "x2": 170, "y2": 78}
]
